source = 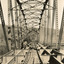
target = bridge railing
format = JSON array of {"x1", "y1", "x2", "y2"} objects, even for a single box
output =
[
  {"x1": 1, "y1": 50, "x2": 21, "y2": 64},
  {"x1": 3, "y1": 56, "x2": 15, "y2": 64},
  {"x1": 2, "y1": 50, "x2": 14, "y2": 64}
]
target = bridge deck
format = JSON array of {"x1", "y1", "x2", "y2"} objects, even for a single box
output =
[{"x1": 1, "y1": 44, "x2": 64, "y2": 64}]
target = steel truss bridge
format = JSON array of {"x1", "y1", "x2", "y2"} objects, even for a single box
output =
[{"x1": 0, "y1": 0, "x2": 64, "y2": 64}]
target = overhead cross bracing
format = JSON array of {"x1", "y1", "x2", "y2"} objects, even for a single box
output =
[{"x1": 16, "y1": 0, "x2": 49, "y2": 29}]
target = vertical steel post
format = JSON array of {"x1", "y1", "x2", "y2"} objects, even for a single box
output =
[
  {"x1": 58, "y1": 9, "x2": 64, "y2": 50},
  {"x1": 55, "y1": 0, "x2": 59, "y2": 44},
  {"x1": 47, "y1": 0, "x2": 51, "y2": 44},
  {"x1": 10, "y1": 0, "x2": 16, "y2": 49},
  {"x1": 8, "y1": 0, "x2": 11, "y2": 50},
  {"x1": 44, "y1": 11, "x2": 47, "y2": 45},
  {"x1": 15, "y1": 0, "x2": 20, "y2": 48},
  {"x1": 50, "y1": 0, "x2": 55, "y2": 47},
  {"x1": 8, "y1": 0, "x2": 10, "y2": 26},
  {"x1": 0, "y1": 2, "x2": 9, "y2": 51},
  {"x1": 19, "y1": 10, "x2": 23, "y2": 48}
]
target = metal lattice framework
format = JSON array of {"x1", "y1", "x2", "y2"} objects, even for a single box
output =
[
  {"x1": 16, "y1": 0, "x2": 49, "y2": 29},
  {"x1": 1, "y1": 0, "x2": 64, "y2": 50}
]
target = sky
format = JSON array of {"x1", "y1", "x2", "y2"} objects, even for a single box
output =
[{"x1": 0, "y1": 0, "x2": 64, "y2": 29}]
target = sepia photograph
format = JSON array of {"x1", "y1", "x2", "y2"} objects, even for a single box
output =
[{"x1": 0, "y1": 0, "x2": 64, "y2": 64}]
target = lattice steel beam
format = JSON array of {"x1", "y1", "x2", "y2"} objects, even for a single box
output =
[
  {"x1": 15, "y1": 0, "x2": 20, "y2": 48},
  {"x1": 0, "y1": 1, "x2": 9, "y2": 51},
  {"x1": 10, "y1": 0, "x2": 16, "y2": 49},
  {"x1": 50, "y1": 0, "x2": 56, "y2": 46},
  {"x1": 58, "y1": 9, "x2": 64, "y2": 50},
  {"x1": 55, "y1": 0, "x2": 59, "y2": 39}
]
